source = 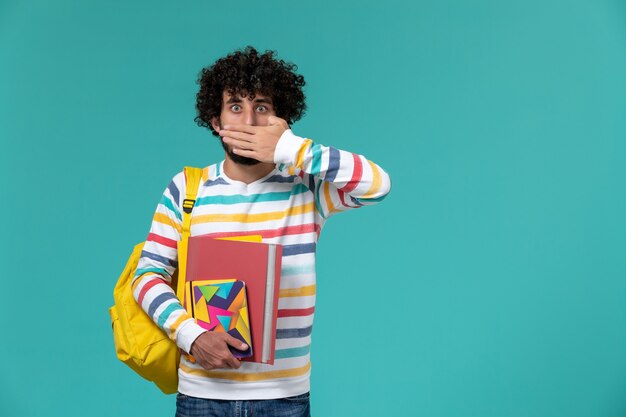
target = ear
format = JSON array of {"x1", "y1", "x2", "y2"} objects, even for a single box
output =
[{"x1": 211, "y1": 117, "x2": 221, "y2": 133}]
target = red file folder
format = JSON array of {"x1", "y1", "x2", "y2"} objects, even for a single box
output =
[{"x1": 185, "y1": 236, "x2": 282, "y2": 364}]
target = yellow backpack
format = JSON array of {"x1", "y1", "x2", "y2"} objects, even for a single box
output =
[{"x1": 109, "y1": 166, "x2": 202, "y2": 394}]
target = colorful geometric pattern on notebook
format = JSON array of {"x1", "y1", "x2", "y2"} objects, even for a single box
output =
[{"x1": 188, "y1": 278, "x2": 253, "y2": 358}]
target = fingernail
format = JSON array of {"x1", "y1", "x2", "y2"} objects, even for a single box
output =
[{"x1": 241, "y1": 344, "x2": 247, "y2": 349}]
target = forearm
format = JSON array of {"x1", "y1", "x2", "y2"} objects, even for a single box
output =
[
  {"x1": 131, "y1": 273, "x2": 205, "y2": 353},
  {"x1": 274, "y1": 130, "x2": 391, "y2": 216},
  {"x1": 275, "y1": 130, "x2": 391, "y2": 200}
]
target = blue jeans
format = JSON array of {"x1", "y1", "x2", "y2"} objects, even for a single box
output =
[{"x1": 175, "y1": 392, "x2": 311, "y2": 417}]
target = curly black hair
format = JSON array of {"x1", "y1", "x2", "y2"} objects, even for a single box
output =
[{"x1": 194, "y1": 46, "x2": 306, "y2": 137}]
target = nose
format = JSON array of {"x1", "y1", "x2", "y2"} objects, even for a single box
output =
[{"x1": 244, "y1": 108, "x2": 257, "y2": 126}]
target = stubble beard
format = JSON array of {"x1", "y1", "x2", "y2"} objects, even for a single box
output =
[{"x1": 219, "y1": 138, "x2": 261, "y2": 166}]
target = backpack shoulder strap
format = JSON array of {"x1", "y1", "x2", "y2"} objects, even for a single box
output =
[
  {"x1": 176, "y1": 166, "x2": 203, "y2": 300},
  {"x1": 181, "y1": 166, "x2": 203, "y2": 231}
]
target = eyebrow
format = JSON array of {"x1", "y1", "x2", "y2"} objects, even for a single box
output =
[{"x1": 225, "y1": 96, "x2": 273, "y2": 104}]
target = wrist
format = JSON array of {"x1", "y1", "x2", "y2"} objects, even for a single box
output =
[
  {"x1": 176, "y1": 320, "x2": 207, "y2": 354},
  {"x1": 273, "y1": 129, "x2": 307, "y2": 165}
]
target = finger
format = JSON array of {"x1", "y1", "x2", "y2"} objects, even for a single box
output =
[
  {"x1": 222, "y1": 124, "x2": 258, "y2": 134},
  {"x1": 232, "y1": 148, "x2": 256, "y2": 158},
  {"x1": 267, "y1": 115, "x2": 288, "y2": 128},
  {"x1": 220, "y1": 130, "x2": 254, "y2": 142},
  {"x1": 224, "y1": 137, "x2": 255, "y2": 150},
  {"x1": 227, "y1": 356, "x2": 241, "y2": 369},
  {"x1": 224, "y1": 334, "x2": 248, "y2": 351},
  {"x1": 200, "y1": 359, "x2": 213, "y2": 370}
]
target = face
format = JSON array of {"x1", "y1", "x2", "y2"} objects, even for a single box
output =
[{"x1": 212, "y1": 91, "x2": 276, "y2": 165}]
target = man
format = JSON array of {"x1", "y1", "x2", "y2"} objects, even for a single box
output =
[{"x1": 132, "y1": 46, "x2": 391, "y2": 417}]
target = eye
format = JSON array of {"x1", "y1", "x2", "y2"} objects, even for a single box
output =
[
  {"x1": 256, "y1": 105, "x2": 268, "y2": 113},
  {"x1": 230, "y1": 104, "x2": 242, "y2": 112}
]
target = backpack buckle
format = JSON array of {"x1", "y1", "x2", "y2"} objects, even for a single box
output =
[{"x1": 182, "y1": 199, "x2": 195, "y2": 214}]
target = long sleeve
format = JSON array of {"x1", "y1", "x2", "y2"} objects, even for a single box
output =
[
  {"x1": 273, "y1": 129, "x2": 391, "y2": 220},
  {"x1": 131, "y1": 172, "x2": 206, "y2": 354}
]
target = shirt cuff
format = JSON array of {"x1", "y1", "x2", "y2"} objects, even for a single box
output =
[
  {"x1": 175, "y1": 319, "x2": 207, "y2": 354},
  {"x1": 274, "y1": 129, "x2": 307, "y2": 166}
]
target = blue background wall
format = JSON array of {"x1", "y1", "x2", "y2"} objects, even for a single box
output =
[{"x1": 1, "y1": 1, "x2": 625, "y2": 416}]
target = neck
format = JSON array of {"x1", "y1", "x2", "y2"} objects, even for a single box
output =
[{"x1": 223, "y1": 156, "x2": 275, "y2": 184}]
